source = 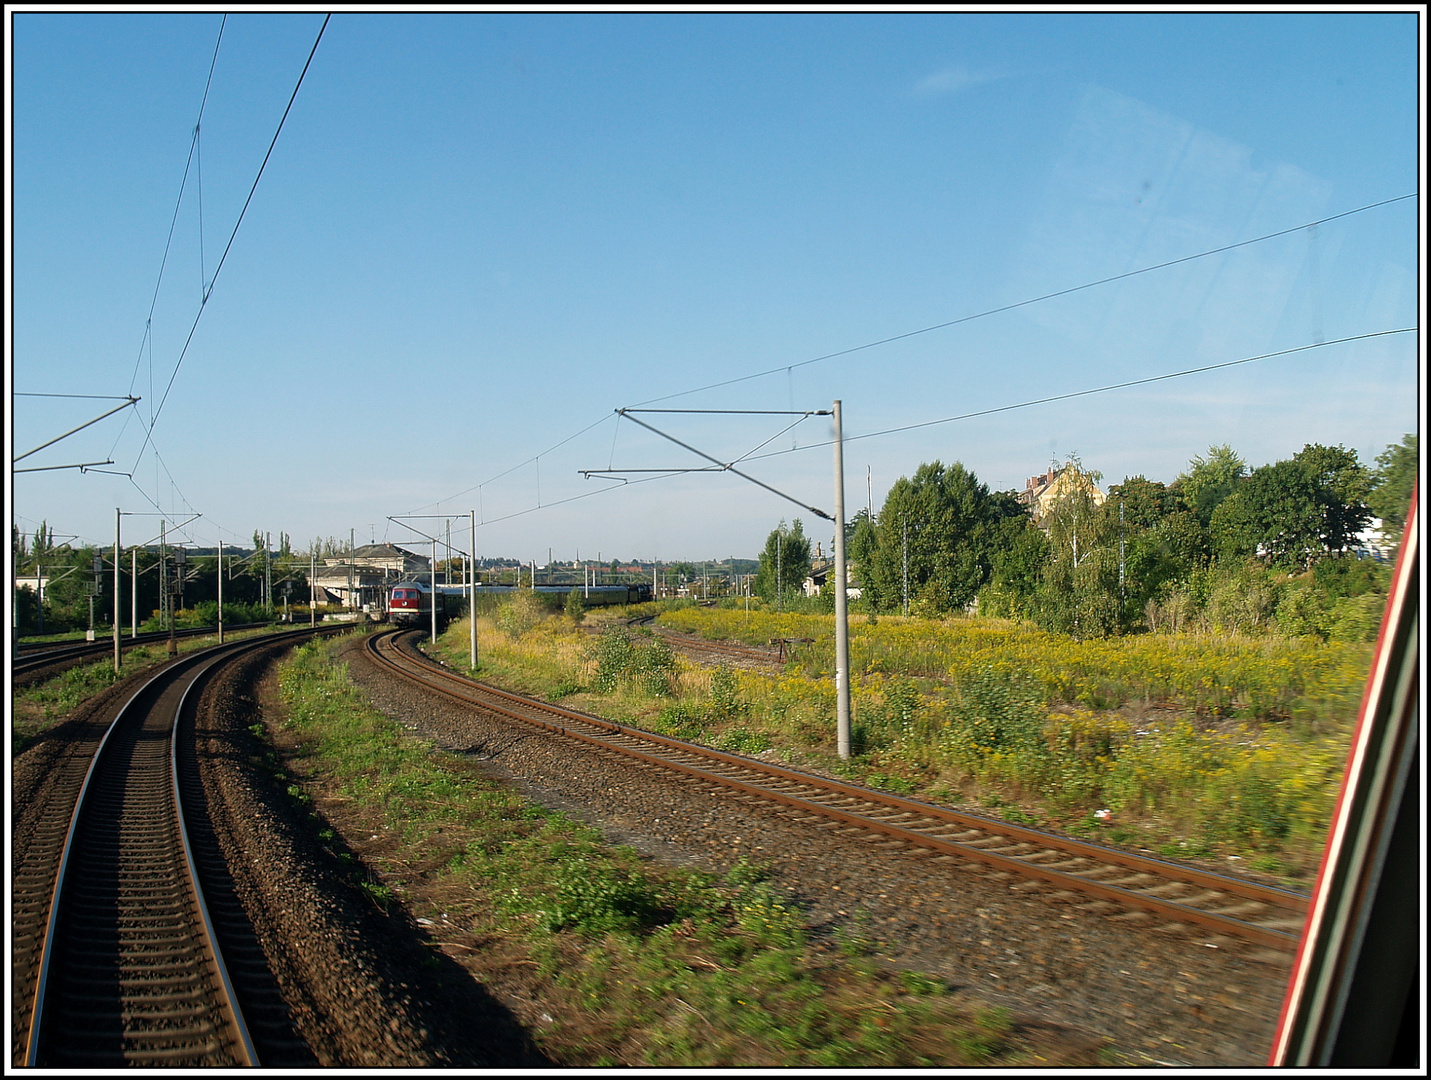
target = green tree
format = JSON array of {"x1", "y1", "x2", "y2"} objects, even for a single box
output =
[
  {"x1": 1105, "y1": 476, "x2": 1180, "y2": 530},
  {"x1": 980, "y1": 519, "x2": 1050, "y2": 618},
  {"x1": 1176, "y1": 444, "x2": 1247, "y2": 525},
  {"x1": 1368, "y1": 433, "x2": 1418, "y2": 536},
  {"x1": 753, "y1": 519, "x2": 812, "y2": 607},
  {"x1": 1029, "y1": 467, "x2": 1122, "y2": 637},
  {"x1": 1094, "y1": 481, "x2": 1210, "y2": 630},
  {"x1": 846, "y1": 509, "x2": 879, "y2": 596},
  {"x1": 1210, "y1": 444, "x2": 1372, "y2": 570},
  {"x1": 865, "y1": 461, "x2": 1026, "y2": 616},
  {"x1": 565, "y1": 587, "x2": 587, "y2": 623}
]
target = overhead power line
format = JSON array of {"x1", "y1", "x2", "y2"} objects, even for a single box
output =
[
  {"x1": 742, "y1": 328, "x2": 1420, "y2": 460},
  {"x1": 631, "y1": 193, "x2": 1418, "y2": 408},
  {"x1": 133, "y1": 14, "x2": 330, "y2": 469},
  {"x1": 125, "y1": 15, "x2": 227, "y2": 406},
  {"x1": 464, "y1": 326, "x2": 1417, "y2": 530},
  {"x1": 430, "y1": 193, "x2": 1417, "y2": 519}
]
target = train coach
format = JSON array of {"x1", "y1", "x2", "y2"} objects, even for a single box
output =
[
  {"x1": 386, "y1": 579, "x2": 455, "y2": 631},
  {"x1": 470, "y1": 583, "x2": 653, "y2": 606},
  {"x1": 387, "y1": 580, "x2": 652, "y2": 630}
]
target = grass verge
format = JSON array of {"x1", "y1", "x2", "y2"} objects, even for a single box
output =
[
  {"x1": 270, "y1": 635, "x2": 1107, "y2": 1067},
  {"x1": 430, "y1": 603, "x2": 1366, "y2": 883},
  {"x1": 12, "y1": 626, "x2": 279, "y2": 754}
]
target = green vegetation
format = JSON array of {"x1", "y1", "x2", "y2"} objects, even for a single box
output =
[
  {"x1": 828, "y1": 436, "x2": 1410, "y2": 639},
  {"x1": 436, "y1": 589, "x2": 1376, "y2": 878},
  {"x1": 11, "y1": 625, "x2": 278, "y2": 753},
  {"x1": 753, "y1": 519, "x2": 813, "y2": 608},
  {"x1": 272, "y1": 637, "x2": 1079, "y2": 1067}
]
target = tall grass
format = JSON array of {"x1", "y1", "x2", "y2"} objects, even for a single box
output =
[
  {"x1": 433, "y1": 600, "x2": 1371, "y2": 875},
  {"x1": 658, "y1": 607, "x2": 1371, "y2": 726},
  {"x1": 273, "y1": 637, "x2": 1079, "y2": 1067}
]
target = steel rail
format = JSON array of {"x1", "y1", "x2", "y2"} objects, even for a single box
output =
[
  {"x1": 23, "y1": 626, "x2": 341, "y2": 1066},
  {"x1": 368, "y1": 630, "x2": 1308, "y2": 950},
  {"x1": 13, "y1": 623, "x2": 272, "y2": 677}
]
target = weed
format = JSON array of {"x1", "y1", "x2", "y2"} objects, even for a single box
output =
[
  {"x1": 899, "y1": 971, "x2": 946, "y2": 996},
  {"x1": 358, "y1": 880, "x2": 394, "y2": 910}
]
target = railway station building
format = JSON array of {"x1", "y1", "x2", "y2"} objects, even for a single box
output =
[{"x1": 313, "y1": 544, "x2": 430, "y2": 611}]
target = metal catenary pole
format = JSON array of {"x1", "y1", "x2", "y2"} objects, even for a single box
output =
[
  {"x1": 470, "y1": 509, "x2": 478, "y2": 670},
  {"x1": 218, "y1": 539, "x2": 224, "y2": 643},
  {"x1": 113, "y1": 508, "x2": 121, "y2": 672},
  {"x1": 832, "y1": 399, "x2": 851, "y2": 759},
  {"x1": 163, "y1": 521, "x2": 177, "y2": 655}
]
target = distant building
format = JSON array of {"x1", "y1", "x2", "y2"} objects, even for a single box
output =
[
  {"x1": 313, "y1": 544, "x2": 430, "y2": 610},
  {"x1": 803, "y1": 559, "x2": 862, "y2": 600},
  {"x1": 1352, "y1": 518, "x2": 1396, "y2": 563},
  {"x1": 1018, "y1": 466, "x2": 1105, "y2": 528},
  {"x1": 330, "y1": 543, "x2": 429, "y2": 574}
]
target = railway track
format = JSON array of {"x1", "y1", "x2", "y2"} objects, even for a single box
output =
[
  {"x1": 367, "y1": 629, "x2": 1309, "y2": 952},
  {"x1": 624, "y1": 616, "x2": 792, "y2": 666},
  {"x1": 16, "y1": 626, "x2": 340, "y2": 1067},
  {"x1": 12, "y1": 623, "x2": 270, "y2": 682}
]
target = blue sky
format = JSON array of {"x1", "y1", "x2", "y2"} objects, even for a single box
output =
[{"x1": 9, "y1": 9, "x2": 1422, "y2": 564}]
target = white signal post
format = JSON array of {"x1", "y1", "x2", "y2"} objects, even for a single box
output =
[
  {"x1": 114, "y1": 508, "x2": 121, "y2": 673},
  {"x1": 832, "y1": 400, "x2": 851, "y2": 759},
  {"x1": 470, "y1": 509, "x2": 478, "y2": 669}
]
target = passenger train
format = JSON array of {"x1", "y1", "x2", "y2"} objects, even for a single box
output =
[{"x1": 385, "y1": 579, "x2": 653, "y2": 630}]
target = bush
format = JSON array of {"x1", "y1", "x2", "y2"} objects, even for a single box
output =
[
  {"x1": 710, "y1": 663, "x2": 747, "y2": 719},
  {"x1": 947, "y1": 668, "x2": 1045, "y2": 759},
  {"x1": 497, "y1": 591, "x2": 545, "y2": 638},
  {"x1": 589, "y1": 626, "x2": 679, "y2": 696},
  {"x1": 543, "y1": 863, "x2": 664, "y2": 935},
  {"x1": 1327, "y1": 592, "x2": 1386, "y2": 643},
  {"x1": 565, "y1": 588, "x2": 587, "y2": 623}
]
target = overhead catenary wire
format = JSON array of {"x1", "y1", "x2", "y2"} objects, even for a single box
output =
[
  {"x1": 739, "y1": 328, "x2": 1420, "y2": 461},
  {"x1": 460, "y1": 326, "x2": 1417, "y2": 531},
  {"x1": 124, "y1": 14, "x2": 226, "y2": 407},
  {"x1": 629, "y1": 193, "x2": 1418, "y2": 409},
  {"x1": 132, "y1": 14, "x2": 330, "y2": 471},
  {"x1": 425, "y1": 193, "x2": 1417, "y2": 523}
]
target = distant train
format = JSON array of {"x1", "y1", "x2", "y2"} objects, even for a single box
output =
[
  {"x1": 470, "y1": 583, "x2": 653, "y2": 607},
  {"x1": 386, "y1": 579, "x2": 456, "y2": 631},
  {"x1": 386, "y1": 579, "x2": 652, "y2": 631}
]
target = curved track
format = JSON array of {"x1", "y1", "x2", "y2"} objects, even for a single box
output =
[
  {"x1": 18, "y1": 627, "x2": 340, "y2": 1067},
  {"x1": 12, "y1": 623, "x2": 270, "y2": 683},
  {"x1": 367, "y1": 629, "x2": 1309, "y2": 952}
]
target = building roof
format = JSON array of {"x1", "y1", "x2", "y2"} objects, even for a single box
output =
[{"x1": 1018, "y1": 466, "x2": 1105, "y2": 527}]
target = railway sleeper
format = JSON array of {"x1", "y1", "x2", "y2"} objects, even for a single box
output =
[
  {"x1": 61, "y1": 970, "x2": 213, "y2": 993},
  {"x1": 120, "y1": 1003, "x2": 220, "y2": 1025},
  {"x1": 1017, "y1": 855, "x2": 1096, "y2": 871},
  {"x1": 1201, "y1": 900, "x2": 1279, "y2": 918},
  {"x1": 51, "y1": 1038, "x2": 227, "y2": 1065},
  {"x1": 1167, "y1": 889, "x2": 1236, "y2": 907},
  {"x1": 1081, "y1": 873, "x2": 1163, "y2": 889},
  {"x1": 58, "y1": 984, "x2": 210, "y2": 1009},
  {"x1": 1136, "y1": 881, "x2": 1201, "y2": 898},
  {"x1": 51, "y1": 1018, "x2": 221, "y2": 1044},
  {"x1": 925, "y1": 829, "x2": 988, "y2": 842}
]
